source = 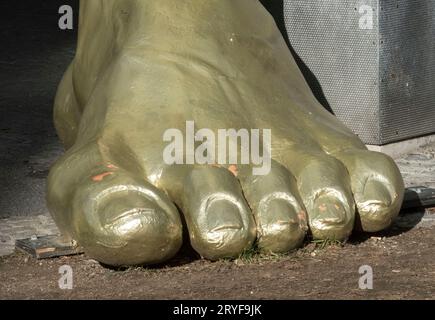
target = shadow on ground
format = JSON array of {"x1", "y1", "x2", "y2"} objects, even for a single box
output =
[{"x1": 0, "y1": 0, "x2": 78, "y2": 218}]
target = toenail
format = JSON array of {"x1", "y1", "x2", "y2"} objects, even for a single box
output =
[
  {"x1": 210, "y1": 225, "x2": 243, "y2": 232},
  {"x1": 205, "y1": 199, "x2": 244, "y2": 233},
  {"x1": 262, "y1": 220, "x2": 299, "y2": 235},
  {"x1": 105, "y1": 208, "x2": 158, "y2": 236}
]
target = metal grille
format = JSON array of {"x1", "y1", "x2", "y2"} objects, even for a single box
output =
[
  {"x1": 379, "y1": 0, "x2": 435, "y2": 143},
  {"x1": 282, "y1": 0, "x2": 435, "y2": 145}
]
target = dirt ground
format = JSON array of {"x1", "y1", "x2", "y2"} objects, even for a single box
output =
[{"x1": 1, "y1": 210, "x2": 434, "y2": 300}]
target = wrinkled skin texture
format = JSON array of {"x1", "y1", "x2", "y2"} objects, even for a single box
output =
[{"x1": 47, "y1": 0, "x2": 405, "y2": 266}]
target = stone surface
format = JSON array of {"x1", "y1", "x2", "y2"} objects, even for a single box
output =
[
  {"x1": 367, "y1": 134, "x2": 435, "y2": 159},
  {"x1": 0, "y1": 215, "x2": 59, "y2": 257},
  {"x1": 0, "y1": 1, "x2": 77, "y2": 219},
  {"x1": 396, "y1": 143, "x2": 435, "y2": 188}
]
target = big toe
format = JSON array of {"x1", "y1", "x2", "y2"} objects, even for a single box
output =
[{"x1": 72, "y1": 172, "x2": 183, "y2": 266}]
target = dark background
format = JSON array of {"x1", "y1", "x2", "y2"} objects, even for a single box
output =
[
  {"x1": 0, "y1": 0, "x2": 78, "y2": 218},
  {"x1": 0, "y1": 0, "x2": 309, "y2": 219}
]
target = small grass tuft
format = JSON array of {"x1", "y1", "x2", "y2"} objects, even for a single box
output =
[
  {"x1": 237, "y1": 245, "x2": 260, "y2": 263},
  {"x1": 311, "y1": 238, "x2": 345, "y2": 250},
  {"x1": 234, "y1": 243, "x2": 288, "y2": 264}
]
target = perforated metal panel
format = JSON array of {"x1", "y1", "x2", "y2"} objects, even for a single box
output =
[{"x1": 283, "y1": 0, "x2": 435, "y2": 145}]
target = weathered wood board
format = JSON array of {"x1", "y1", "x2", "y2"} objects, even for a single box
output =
[{"x1": 15, "y1": 235, "x2": 84, "y2": 259}]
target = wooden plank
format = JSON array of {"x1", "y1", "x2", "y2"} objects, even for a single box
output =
[
  {"x1": 15, "y1": 235, "x2": 84, "y2": 259},
  {"x1": 403, "y1": 186, "x2": 435, "y2": 209}
]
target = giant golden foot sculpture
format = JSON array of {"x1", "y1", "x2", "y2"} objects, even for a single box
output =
[{"x1": 47, "y1": 0, "x2": 404, "y2": 266}]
